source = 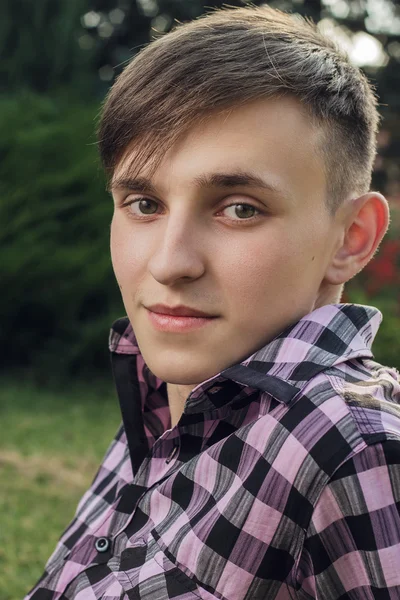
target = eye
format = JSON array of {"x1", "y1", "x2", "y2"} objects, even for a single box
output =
[
  {"x1": 121, "y1": 196, "x2": 264, "y2": 223},
  {"x1": 122, "y1": 197, "x2": 159, "y2": 217},
  {"x1": 221, "y1": 203, "x2": 261, "y2": 221}
]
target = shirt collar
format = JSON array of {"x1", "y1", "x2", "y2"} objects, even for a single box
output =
[{"x1": 109, "y1": 303, "x2": 382, "y2": 410}]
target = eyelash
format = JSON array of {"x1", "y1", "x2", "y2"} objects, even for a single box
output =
[{"x1": 120, "y1": 196, "x2": 265, "y2": 225}]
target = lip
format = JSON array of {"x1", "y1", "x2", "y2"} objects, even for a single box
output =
[
  {"x1": 146, "y1": 304, "x2": 216, "y2": 318},
  {"x1": 146, "y1": 308, "x2": 217, "y2": 333}
]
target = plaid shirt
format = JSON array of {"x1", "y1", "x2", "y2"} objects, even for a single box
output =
[{"x1": 25, "y1": 303, "x2": 400, "y2": 600}]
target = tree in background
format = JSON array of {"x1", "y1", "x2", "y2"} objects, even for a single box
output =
[
  {"x1": 1, "y1": 0, "x2": 399, "y2": 382},
  {"x1": 1, "y1": 0, "x2": 94, "y2": 94}
]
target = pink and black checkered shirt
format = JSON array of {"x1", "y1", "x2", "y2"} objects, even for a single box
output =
[{"x1": 25, "y1": 303, "x2": 400, "y2": 599}]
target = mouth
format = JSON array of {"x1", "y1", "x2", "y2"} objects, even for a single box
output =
[
  {"x1": 145, "y1": 307, "x2": 218, "y2": 333},
  {"x1": 145, "y1": 303, "x2": 217, "y2": 318}
]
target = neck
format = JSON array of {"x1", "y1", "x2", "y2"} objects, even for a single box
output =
[{"x1": 167, "y1": 382, "x2": 195, "y2": 427}]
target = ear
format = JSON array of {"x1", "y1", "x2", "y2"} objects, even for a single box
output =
[{"x1": 324, "y1": 192, "x2": 390, "y2": 285}]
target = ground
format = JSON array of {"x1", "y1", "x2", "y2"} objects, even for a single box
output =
[{"x1": 0, "y1": 379, "x2": 120, "y2": 600}]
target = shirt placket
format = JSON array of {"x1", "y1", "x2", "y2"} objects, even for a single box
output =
[{"x1": 110, "y1": 428, "x2": 182, "y2": 540}]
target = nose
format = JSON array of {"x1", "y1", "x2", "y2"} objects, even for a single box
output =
[{"x1": 147, "y1": 215, "x2": 206, "y2": 286}]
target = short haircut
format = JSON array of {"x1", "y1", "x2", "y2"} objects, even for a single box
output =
[{"x1": 97, "y1": 4, "x2": 381, "y2": 216}]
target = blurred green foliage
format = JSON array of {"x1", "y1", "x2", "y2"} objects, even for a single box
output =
[
  {"x1": 2, "y1": 0, "x2": 93, "y2": 94},
  {"x1": 0, "y1": 92, "x2": 123, "y2": 382}
]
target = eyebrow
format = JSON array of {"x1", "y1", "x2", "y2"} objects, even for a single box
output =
[{"x1": 108, "y1": 171, "x2": 292, "y2": 202}]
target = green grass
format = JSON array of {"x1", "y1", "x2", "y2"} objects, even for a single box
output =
[{"x1": 0, "y1": 379, "x2": 121, "y2": 600}]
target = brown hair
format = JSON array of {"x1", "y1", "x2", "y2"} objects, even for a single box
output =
[{"x1": 97, "y1": 4, "x2": 381, "y2": 215}]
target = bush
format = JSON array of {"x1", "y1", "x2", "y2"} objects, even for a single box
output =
[{"x1": 0, "y1": 91, "x2": 123, "y2": 383}]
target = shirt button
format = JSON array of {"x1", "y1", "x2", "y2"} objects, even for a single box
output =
[{"x1": 95, "y1": 537, "x2": 110, "y2": 553}]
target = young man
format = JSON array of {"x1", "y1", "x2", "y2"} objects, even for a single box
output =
[{"x1": 26, "y1": 5, "x2": 400, "y2": 599}]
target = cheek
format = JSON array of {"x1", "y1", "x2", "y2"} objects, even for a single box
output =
[
  {"x1": 222, "y1": 230, "x2": 317, "y2": 314},
  {"x1": 110, "y1": 215, "x2": 122, "y2": 274},
  {"x1": 225, "y1": 232, "x2": 298, "y2": 283},
  {"x1": 214, "y1": 239, "x2": 285, "y2": 317},
  {"x1": 110, "y1": 215, "x2": 134, "y2": 283},
  {"x1": 110, "y1": 216, "x2": 151, "y2": 287}
]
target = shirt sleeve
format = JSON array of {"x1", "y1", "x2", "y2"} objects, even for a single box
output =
[{"x1": 298, "y1": 439, "x2": 400, "y2": 598}]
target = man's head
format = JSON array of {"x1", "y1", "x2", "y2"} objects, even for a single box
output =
[
  {"x1": 99, "y1": 5, "x2": 389, "y2": 387},
  {"x1": 99, "y1": 4, "x2": 382, "y2": 216}
]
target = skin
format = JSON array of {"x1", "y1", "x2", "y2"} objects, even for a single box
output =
[{"x1": 110, "y1": 96, "x2": 389, "y2": 427}]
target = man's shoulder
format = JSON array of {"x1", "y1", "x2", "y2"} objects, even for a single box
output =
[
  {"x1": 325, "y1": 356, "x2": 400, "y2": 444},
  {"x1": 284, "y1": 355, "x2": 400, "y2": 449},
  {"x1": 237, "y1": 358, "x2": 400, "y2": 505}
]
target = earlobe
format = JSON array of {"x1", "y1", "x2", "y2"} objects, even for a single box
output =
[{"x1": 324, "y1": 192, "x2": 390, "y2": 285}]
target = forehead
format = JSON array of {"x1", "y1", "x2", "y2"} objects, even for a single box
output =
[{"x1": 112, "y1": 96, "x2": 327, "y2": 205}]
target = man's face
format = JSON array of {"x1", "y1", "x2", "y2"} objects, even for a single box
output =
[{"x1": 110, "y1": 96, "x2": 340, "y2": 385}]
